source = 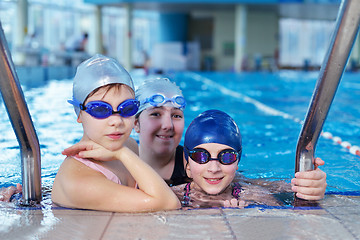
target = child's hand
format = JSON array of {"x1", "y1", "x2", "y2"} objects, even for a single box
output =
[
  {"x1": 62, "y1": 141, "x2": 119, "y2": 161},
  {"x1": 0, "y1": 183, "x2": 22, "y2": 202},
  {"x1": 223, "y1": 198, "x2": 247, "y2": 208},
  {"x1": 291, "y1": 157, "x2": 327, "y2": 201}
]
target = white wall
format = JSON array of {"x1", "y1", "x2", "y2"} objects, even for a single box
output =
[
  {"x1": 206, "y1": 8, "x2": 279, "y2": 71},
  {"x1": 212, "y1": 11, "x2": 236, "y2": 71},
  {"x1": 246, "y1": 10, "x2": 278, "y2": 61}
]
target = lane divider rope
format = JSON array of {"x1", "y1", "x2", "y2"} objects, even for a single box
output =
[
  {"x1": 187, "y1": 72, "x2": 360, "y2": 157},
  {"x1": 321, "y1": 132, "x2": 360, "y2": 156}
]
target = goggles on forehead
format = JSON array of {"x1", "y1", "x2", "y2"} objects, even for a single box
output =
[
  {"x1": 142, "y1": 94, "x2": 186, "y2": 109},
  {"x1": 186, "y1": 147, "x2": 240, "y2": 165},
  {"x1": 68, "y1": 98, "x2": 139, "y2": 119}
]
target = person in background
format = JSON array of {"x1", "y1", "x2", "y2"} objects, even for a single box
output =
[
  {"x1": 65, "y1": 32, "x2": 88, "y2": 52},
  {"x1": 52, "y1": 54, "x2": 180, "y2": 212},
  {"x1": 171, "y1": 110, "x2": 327, "y2": 208}
]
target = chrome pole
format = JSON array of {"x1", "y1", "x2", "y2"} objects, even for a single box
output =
[
  {"x1": 294, "y1": 0, "x2": 360, "y2": 207},
  {"x1": 295, "y1": 0, "x2": 360, "y2": 174},
  {"x1": 0, "y1": 22, "x2": 42, "y2": 204},
  {"x1": 295, "y1": 0, "x2": 360, "y2": 172}
]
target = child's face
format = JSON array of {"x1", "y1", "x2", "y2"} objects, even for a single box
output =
[
  {"x1": 186, "y1": 143, "x2": 239, "y2": 195},
  {"x1": 78, "y1": 85, "x2": 135, "y2": 151},
  {"x1": 135, "y1": 106, "x2": 184, "y2": 156}
]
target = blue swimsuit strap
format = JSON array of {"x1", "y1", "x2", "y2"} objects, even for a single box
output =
[{"x1": 182, "y1": 182, "x2": 192, "y2": 206}]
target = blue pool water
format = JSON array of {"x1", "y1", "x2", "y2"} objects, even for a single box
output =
[{"x1": 0, "y1": 71, "x2": 359, "y2": 193}]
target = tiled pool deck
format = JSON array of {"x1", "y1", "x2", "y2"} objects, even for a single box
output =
[{"x1": 1, "y1": 194, "x2": 359, "y2": 240}]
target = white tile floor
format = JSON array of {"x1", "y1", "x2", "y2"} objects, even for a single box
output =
[{"x1": 1, "y1": 194, "x2": 359, "y2": 240}]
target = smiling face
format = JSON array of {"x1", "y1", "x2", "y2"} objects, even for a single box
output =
[
  {"x1": 134, "y1": 106, "x2": 184, "y2": 157},
  {"x1": 186, "y1": 143, "x2": 239, "y2": 195},
  {"x1": 77, "y1": 84, "x2": 135, "y2": 151}
]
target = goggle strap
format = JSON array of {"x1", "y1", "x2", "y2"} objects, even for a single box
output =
[{"x1": 68, "y1": 98, "x2": 83, "y2": 108}]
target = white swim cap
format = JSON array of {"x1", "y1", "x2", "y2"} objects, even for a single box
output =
[
  {"x1": 135, "y1": 78, "x2": 185, "y2": 114},
  {"x1": 72, "y1": 54, "x2": 135, "y2": 115}
]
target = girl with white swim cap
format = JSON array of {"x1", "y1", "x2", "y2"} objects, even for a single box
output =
[
  {"x1": 52, "y1": 54, "x2": 180, "y2": 212},
  {"x1": 134, "y1": 78, "x2": 190, "y2": 186}
]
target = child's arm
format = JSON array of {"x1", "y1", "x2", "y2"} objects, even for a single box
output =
[
  {"x1": 54, "y1": 142, "x2": 180, "y2": 212},
  {"x1": 291, "y1": 157, "x2": 327, "y2": 201}
]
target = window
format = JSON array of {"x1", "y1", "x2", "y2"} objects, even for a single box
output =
[{"x1": 279, "y1": 18, "x2": 335, "y2": 68}]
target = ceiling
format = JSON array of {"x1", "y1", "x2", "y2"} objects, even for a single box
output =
[{"x1": 93, "y1": 2, "x2": 341, "y2": 20}]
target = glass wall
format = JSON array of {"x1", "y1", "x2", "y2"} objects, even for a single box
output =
[
  {"x1": 279, "y1": 18, "x2": 335, "y2": 68},
  {"x1": 102, "y1": 7, "x2": 125, "y2": 63},
  {"x1": 132, "y1": 10, "x2": 159, "y2": 67},
  {"x1": 0, "y1": 1, "x2": 17, "y2": 50},
  {"x1": 0, "y1": 0, "x2": 159, "y2": 67}
]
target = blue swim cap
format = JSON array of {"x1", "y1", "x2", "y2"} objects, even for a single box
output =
[{"x1": 184, "y1": 110, "x2": 242, "y2": 160}]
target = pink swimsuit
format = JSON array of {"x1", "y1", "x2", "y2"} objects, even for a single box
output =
[{"x1": 73, "y1": 156, "x2": 122, "y2": 184}]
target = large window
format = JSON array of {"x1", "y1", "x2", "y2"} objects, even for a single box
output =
[
  {"x1": 132, "y1": 10, "x2": 159, "y2": 67},
  {"x1": 0, "y1": 1, "x2": 17, "y2": 49},
  {"x1": 1, "y1": 1, "x2": 159, "y2": 67},
  {"x1": 279, "y1": 18, "x2": 335, "y2": 68}
]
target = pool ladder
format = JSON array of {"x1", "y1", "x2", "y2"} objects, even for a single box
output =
[
  {"x1": 0, "y1": 0, "x2": 358, "y2": 205},
  {"x1": 0, "y1": 22, "x2": 41, "y2": 204},
  {"x1": 295, "y1": 0, "x2": 360, "y2": 199}
]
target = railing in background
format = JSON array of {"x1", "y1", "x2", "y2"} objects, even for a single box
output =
[
  {"x1": 295, "y1": 0, "x2": 360, "y2": 187},
  {"x1": 0, "y1": 21, "x2": 42, "y2": 204}
]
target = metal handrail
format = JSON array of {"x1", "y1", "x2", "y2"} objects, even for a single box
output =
[
  {"x1": 0, "y1": 22, "x2": 42, "y2": 204},
  {"x1": 295, "y1": 0, "x2": 360, "y2": 172}
]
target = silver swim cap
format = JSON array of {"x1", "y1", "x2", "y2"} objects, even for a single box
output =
[
  {"x1": 135, "y1": 78, "x2": 185, "y2": 114},
  {"x1": 71, "y1": 54, "x2": 135, "y2": 115}
]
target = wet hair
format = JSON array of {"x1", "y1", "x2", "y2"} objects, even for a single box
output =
[{"x1": 83, "y1": 83, "x2": 135, "y2": 104}]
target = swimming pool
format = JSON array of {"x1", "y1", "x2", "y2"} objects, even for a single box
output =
[{"x1": 0, "y1": 71, "x2": 359, "y2": 194}]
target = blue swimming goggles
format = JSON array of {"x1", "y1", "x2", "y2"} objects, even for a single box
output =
[
  {"x1": 68, "y1": 98, "x2": 139, "y2": 119},
  {"x1": 185, "y1": 148, "x2": 240, "y2": 165},
  {"x1": 142, "y1": 94, "x2": 186, "y2": 109}
]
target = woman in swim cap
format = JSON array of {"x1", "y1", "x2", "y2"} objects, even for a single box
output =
[
  {"x1": 171, "y1": 110, "x2": 327, "y2": 208},
  {"x1": 52, "y1": 54, "x2": 180, "y2": 212},
  {"x1": 134, "y1": 78, "x2": 189, "y2": 186}
]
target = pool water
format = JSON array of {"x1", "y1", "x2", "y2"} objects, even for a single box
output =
[{"x1": 0, "y1": 71, "x2": 359, "y2": 193}]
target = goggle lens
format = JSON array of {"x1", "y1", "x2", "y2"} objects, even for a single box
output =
[
  {"x1": 150, "y1": 94, "x2": 166, "y2": 104},
  {"x1": 174, "y1": 96, "x2": 186, "y2": 105},
  {"x1": 120, "y1": 100, "x2": 139, "y2": 117},
  {"x1": 221, "y1": 152, "x2": 238, "y2": 164},
  {"x1": 190, "y1": 151, "x2": 209, "y2": 164},
  {"x1": 87, "y1": 103, "x2": 112, "y2": 118}
]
